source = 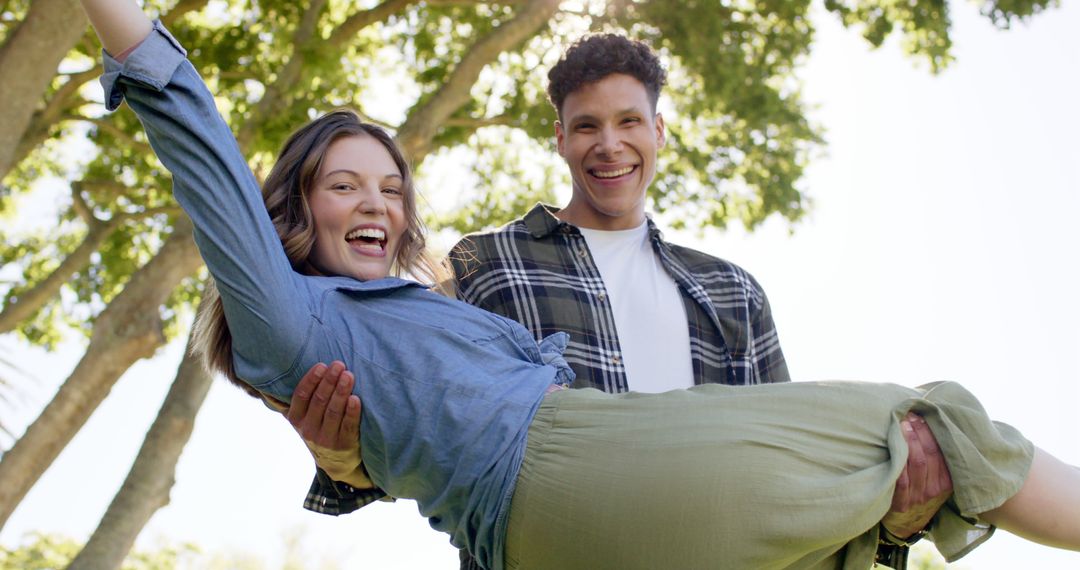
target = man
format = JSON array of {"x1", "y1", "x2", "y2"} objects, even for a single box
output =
[{"x1": 289, "y1": 34, "x2": 950, "y2": 569}]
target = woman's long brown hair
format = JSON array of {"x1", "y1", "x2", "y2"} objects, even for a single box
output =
[{"x1": 191, "y1": 110, "x2": 447, "y2": 397}]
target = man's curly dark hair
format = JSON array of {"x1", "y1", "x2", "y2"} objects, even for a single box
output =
[{"x1": 547, "y1": 34, "x2": 667, "y2": 120}]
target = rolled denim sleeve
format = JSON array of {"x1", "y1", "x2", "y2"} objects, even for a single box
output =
[
  {"x1": 101, "y1": 22, "x2": 312, "y2": 380},
  {"x1": 99, "y1": 23, "x2": 187, "y2": 112}
]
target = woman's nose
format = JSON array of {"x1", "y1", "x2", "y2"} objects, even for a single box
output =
[{"x1": 358, "y1": 187, "x2": 386, "y2": 214}]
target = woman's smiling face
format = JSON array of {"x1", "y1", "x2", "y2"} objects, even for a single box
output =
[{"x1": 307, "y1": 134, "x2": 407, "y2": 281}]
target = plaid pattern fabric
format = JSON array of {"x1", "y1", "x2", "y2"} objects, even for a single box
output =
[
  {"x1": 302, "y1": 469, "x2": 388, "y2": 515},
  {"x1": 449, "y1": 204, "x2": 790, "y2": 392}
]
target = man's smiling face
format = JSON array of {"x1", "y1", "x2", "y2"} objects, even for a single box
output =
[{"x1": 555, "y1": 73, "x2": 665, "y2": 230}]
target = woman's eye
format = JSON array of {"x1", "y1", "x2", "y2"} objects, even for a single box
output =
[
  {"x1": 382, "y1": 187, "x2": 403, "y2": 195},
  {"x1": 332, "y1": 184, "x2": 354, "y2": 191}
]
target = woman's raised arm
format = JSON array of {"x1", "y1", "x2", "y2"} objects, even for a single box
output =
[
  {"x1": 80, "y1": 0, "x2": 152, "y2": 56},
  {"x1": 78, "y1": 0, "x2": 314, "y2": 380}
]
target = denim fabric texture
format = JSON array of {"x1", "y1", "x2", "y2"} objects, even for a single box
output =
[{"x1": 101, "y1": 22, "x2": 572, "y2": 570}]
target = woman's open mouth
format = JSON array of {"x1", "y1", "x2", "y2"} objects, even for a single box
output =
[{"x1": 345, "y1": 227, "x2": 387, "y2": 256}]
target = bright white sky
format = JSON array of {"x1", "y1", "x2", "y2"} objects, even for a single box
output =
[{"x1": 2, "y1": 2, "x2": 1078, "y2": 568}]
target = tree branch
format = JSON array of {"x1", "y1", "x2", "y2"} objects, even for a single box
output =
[
  {"x1": 0, "y1": 218, "x2": 203, "y2": 529},
  {"x1": 0, "y1": 187, "x2": 179, "y2": 335},
  {"x1": 236, "y1": 0, "x2": 330, "y2": 151},
  {"x1": 116, "y1": 204, "x2": 183, "y2": 222},
  {"x1": 68, "y1": 330, "x2": 212, "y2": 569},
  {"x1": 0, "y1": 0, "x2": 88, "y2": 180},
  {"x1": 396, "y1": 0, "x2": 561, "y2": 163},
  {"x1": 0, "y1": 218, "x2": 117, "y2": 335},
  {"x1": 69, "y1": 181, "x2": 96, "y2": 225},
  {"x1": 64, "y1": 114, "x2": 152, "y2": 153},
  {"x1": 160, "y1": 0, "x2": 212, "y2": 28},
  {"x1": 8, "y1": 65, "x2": 101, "y2": 173},
  {"x1": 443, "y1": 114, "x2": 514, "y2": 129},
  {"x1": 329, "y1": 0, "x2": 414, "y2": 48},
  {"x1": 77, "y1": 178, "x2": 128, "y2": 197},
  {"x1": 4, "y1": 0, "x2": 210, "y2": 179},
  {"x1": 218, "y1": 70, "x2": 261, "y2": 82}
]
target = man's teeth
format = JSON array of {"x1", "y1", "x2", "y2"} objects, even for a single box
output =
[
  {"x1": 592, "y1": 166, "x2": 634, "y2": 179},
  {"x1": 345, "y1": 228, "x2": 386, "y2": 241}
]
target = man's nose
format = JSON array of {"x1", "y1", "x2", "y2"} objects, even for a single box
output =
[{"x1": 595, "y1": 126, "x2": 624, "y2": 156}]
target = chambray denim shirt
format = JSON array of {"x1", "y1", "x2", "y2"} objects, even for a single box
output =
[{"x1": 102, "y1": 23, "x2": 572, "y2": 570}]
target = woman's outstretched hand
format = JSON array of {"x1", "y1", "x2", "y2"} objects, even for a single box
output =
[{"x1": 287, "y1": 361, "x2": 373, "y2": 489}]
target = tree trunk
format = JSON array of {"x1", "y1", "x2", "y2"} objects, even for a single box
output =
[
  {"x1": 67, "y1": 326, "x2": 212, "y2": 570},
  {"x1": 0, "y1": 218, "x2": 202, "y2": 530},
  {"x1": 0, "y1": 0, "x2": 210, "y2": 182},
  {"x1": 0, "y1": 0, "x2": 87, "y2": 180},
  {"x1": 7, "y1": 66, "x2": 101, "y2": 180},
  {"x1": 396, "y1": 0, "x2": 560, "y2": 163}
]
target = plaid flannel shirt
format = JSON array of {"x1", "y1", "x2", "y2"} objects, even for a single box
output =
[{"x1": 449, "y1": 204, "x2": 790, "y2": 391}]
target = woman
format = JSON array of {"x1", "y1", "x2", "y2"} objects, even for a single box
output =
[{"x1": 80, "y1": 1, "x2": 1079, "y2": 568}]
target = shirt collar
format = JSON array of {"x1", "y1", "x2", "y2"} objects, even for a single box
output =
[
  {"x1": 316, "y1": 275, "x2": 431, "y2": 293},
  {"x1": 522, "y1": 202, "x2": 667, "y2": 243}
]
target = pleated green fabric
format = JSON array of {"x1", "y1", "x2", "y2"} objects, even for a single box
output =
[{"x1": 503, "y1": 381, "x2": 1033, "y2": 570}]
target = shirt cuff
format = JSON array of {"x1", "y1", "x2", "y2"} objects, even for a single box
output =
[
  {"x1": 100, "y1": 20, "x2": 188, "y2": 112},
  {"x1": 303, "y1": 468, "x2": 393, "y2": 516}
]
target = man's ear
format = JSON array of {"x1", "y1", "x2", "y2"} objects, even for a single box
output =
[
  {"x1": 654, "y1": 112, "x2": 666, "y2": 149},
  {"x1": 555, "y1": 120, "x2": 566, "y2": 156}
]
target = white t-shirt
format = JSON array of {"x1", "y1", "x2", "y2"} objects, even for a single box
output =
[{"x1": 578, "y1": 222, "x2": 694, "y2": 393}]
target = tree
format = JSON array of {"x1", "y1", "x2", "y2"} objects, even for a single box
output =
[
  {"x1": 0, "y1": 0, "x2": 1059, "y2": 565},
  {"x1": 0, "y1": 0, "x2": 87, "y2": 182},
  {"x1": 0, "y1": 532, "x2": 199, "y2": 570},
  {"x1": 66, "y1": 341, "x2": 212, "y2": 570}
]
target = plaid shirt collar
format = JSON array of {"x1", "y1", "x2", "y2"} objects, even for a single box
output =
[{"x1": 521, "y1": 202, "x2": 665, "y2": 242}]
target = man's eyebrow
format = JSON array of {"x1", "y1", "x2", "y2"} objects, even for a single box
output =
[
  {"x1": 568, "y1": 108, "x2": 645, "y2": 125},
  {"x1": 568, "y1": 114, "x2": 600, "y2": 125}
]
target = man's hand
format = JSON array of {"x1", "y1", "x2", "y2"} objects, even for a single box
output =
[
  {"x1": 287, "y1": 361, "x2": 372, "y2": 489},
  {"x1": 882, "y1": 413, "x2": 954, "y2": 539}
]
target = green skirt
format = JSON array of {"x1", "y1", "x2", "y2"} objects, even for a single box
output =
[{"x1": 503, "y1": 381, "x2": 1033, "y2": 569}]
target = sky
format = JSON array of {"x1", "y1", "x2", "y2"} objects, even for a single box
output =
[{"x1": 2, "y1": 1, "x2": 1078, "y2": 568}]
